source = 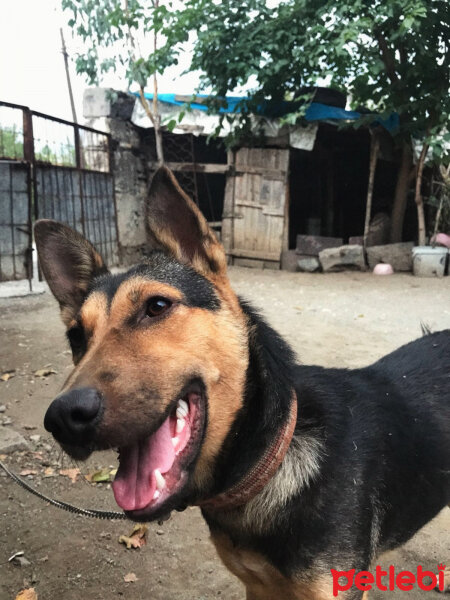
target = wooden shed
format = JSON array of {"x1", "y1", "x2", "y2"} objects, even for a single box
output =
[
  {"x1": 147, "y1": 127, "x2": 398, "y2": 269},
  {"x1": 135, "y1": 93, "x2": 400, "y2": 269},
  {"x1": 222, "y1": 148, "x2": 290, "y2": 268}
]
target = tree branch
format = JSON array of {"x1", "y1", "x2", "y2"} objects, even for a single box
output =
[
  {"x1": 139, "y1": 86, "x2": 156, "y2": 126},
  {"x1": 153, "y1": 0, "x2": 159, "y2": 120},
  {"x1": 375, "y1": 31, "x2": 400, "y2": 85},
  {"x1": 124, "y1": 0, "x2": 155, "y2": 125},
  {"x1": 124, "y1": 0, "x2": 163, "y2": 162},
  {"x1": 414, "y1": 132, "x2": 430, "y2": 246},
  {"x1": 364, "y1": 132, "x2": 380, "y2": 249}
]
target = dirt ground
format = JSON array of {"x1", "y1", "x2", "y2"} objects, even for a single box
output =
[{"x1": 0, "y1": 268, "x2": 449, "y2": 600}]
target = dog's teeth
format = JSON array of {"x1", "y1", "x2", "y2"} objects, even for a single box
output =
[
  {"x1": 176, "y1": 407, "x2": 187, "y2": 419},
  {"x1": 172, "y1": 436, "x2": 179, "y2": 447},
  {"x1": 153, "y1": 489, "x2": 160, "y2": 500},
  {"x1": 176, "y1": 418, "x2": 185, "y2": 434},
  {"x1": 177, "y1": 399, "x2": 188, "y2": 416},
  {"x1": 154, "y1": 469, "x2": 166, "y2": 491}
]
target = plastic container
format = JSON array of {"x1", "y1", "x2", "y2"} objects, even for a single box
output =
[{"x1": 412, "y1": 246, "x2": 448, "y2": 277}]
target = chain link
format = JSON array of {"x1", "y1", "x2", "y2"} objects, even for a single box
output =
[{"x1": 0, "y1": 459, "x2": 127, "y2": 520}]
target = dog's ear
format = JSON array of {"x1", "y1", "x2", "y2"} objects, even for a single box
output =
[
  {"x1": 146, "y1": 166, "x2": 227, "y2": 277},
  {"x1": 34, "y1": 219, "x2": 108, "y2": 325}
]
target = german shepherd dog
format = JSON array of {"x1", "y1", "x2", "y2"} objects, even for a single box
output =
[{"x1": 35, "y1": 167, "x2": 450, "y2": 599}]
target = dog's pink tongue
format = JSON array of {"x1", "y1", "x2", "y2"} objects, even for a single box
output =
[{"x1": 112, "y1": 418, "x2": 175, "y2": 511}]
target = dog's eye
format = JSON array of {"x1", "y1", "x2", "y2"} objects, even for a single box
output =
[{"x1": 146, "y1": 297, "x2": 172, "y2": 318}]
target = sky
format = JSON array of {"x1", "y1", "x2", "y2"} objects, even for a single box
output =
[{"x1": 0, "y1": 0, "x2": 202, "y2": 123}]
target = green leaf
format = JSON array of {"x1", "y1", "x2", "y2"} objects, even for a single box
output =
[
  {"x1": 89, "y1": 468, "x2": 114, "y2": 483},
  {"x1": 166, "y1": 119, "x2": 177, "y2": 132}
]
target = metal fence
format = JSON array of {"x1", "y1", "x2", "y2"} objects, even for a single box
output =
[{"x1": 0, "y1": 101, "x2": 118, "y2": 282}]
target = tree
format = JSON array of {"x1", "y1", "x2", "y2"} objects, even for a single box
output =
[
  {"x1": 62, "y1": 0, "x2": 185, "y2": 164},
  {"x1": 169, "y1": 0, "x2": 450, "y2": 244},
  {"x1": 0, "y1": 127, "x2": 24, "y2": 159}
]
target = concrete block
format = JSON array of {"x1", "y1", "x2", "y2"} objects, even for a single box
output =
[
  {"x1": 296, "y1": 235, "x2": 343, "y2": 256},
  {"x1": 116, "y1": 194, "x2": 147, "y2": 247},
  {"x1": 349, "y1": 236, "x2": 364, "y2": 246},
  {"x1": 367, "y1": 242, "x2": 414, "y2": 272},
  {"x1": 114, "y1": 150, "x2": 146, "y2": 192},
  {"x1": 83, "y1": 88, "x2": 136, "y2": 120},
  {"x1": 297, "y1": 257, "x2": 321, "y2": 272},
  {"x1": 119, "y1": 244, "x2": 147, "y2": 267},
  {"x1": 281, "y1": 250, "x2": 299, "y2": 272},
  {"x1": 319, "y1": 245, "x2": 366, "y2": 272},
  {"x1": 110, "y1": 92, "x2": 136, "y2": 120},
  {"x1": 0, "y1": 428, "x2": 29, "y2": 454},
  {"x1": 83, "y1": 116, "x2": 110, "y2": 134},
  {"x1": 83, "y1": 88, "x2": 112, "y2": 118},
  {"x1": 366, "y1": 212, "x2": 390, "y2": 247},
  {"x1": 109, "y1": 118, "x2": 141, "y2": 147}
]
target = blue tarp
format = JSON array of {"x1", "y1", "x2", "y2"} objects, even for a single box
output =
[
  {"x1": 140, "y1": 93, "x2": 246, "y2": 114},
  {"x1": 304, "y1": 102, "x2": 399, "y2": 134},
  {"x1": 138, "y1": 92, "x2": 399, "y2": 134}
]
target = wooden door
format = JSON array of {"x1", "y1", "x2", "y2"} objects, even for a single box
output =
[{"x1": 222, "y1": 148, "x2": 289, "y2": 268}]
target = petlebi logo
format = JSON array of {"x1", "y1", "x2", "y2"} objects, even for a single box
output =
[{"x1": 331, "y1": 564, "x2": 447, "y2": 596}]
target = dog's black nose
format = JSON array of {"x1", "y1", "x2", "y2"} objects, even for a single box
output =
[{"x1": 44, "y1": 387, "x2": 103, "y2": 445}]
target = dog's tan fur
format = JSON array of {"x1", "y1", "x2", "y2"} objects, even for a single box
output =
[
  {"x1": 33, "y1": 169, "x2": 372, "y2": 598},
  {"x1": 213, "y1": 532, "x2": 337, "y2": 600},
  {"x1": 58, "y1": 277, "x2": 249, "y2": 494},
  {"x1": 36, "y1": 167, "x2": 448, "y2": 600}
]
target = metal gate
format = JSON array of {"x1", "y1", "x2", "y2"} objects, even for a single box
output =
[
  {"x1": 0, "y1": 160, "x2": 32, "y2": 280},
  {"x1": 0, "y1": 101, "x2": 119, "y2": 282}
]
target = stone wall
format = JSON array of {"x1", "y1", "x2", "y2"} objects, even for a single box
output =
[{"x1": 83, "y1": 88, "x2": 149, "y2": 266}]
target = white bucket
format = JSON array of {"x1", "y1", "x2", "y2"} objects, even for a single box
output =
[{"x1": 412, "y1": 246, "x2": 448, "y2": 277}]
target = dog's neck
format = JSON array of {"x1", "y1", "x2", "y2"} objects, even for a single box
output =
[
  {"x1": 197, "y1": 300, "x2": 298, "y2": 509},
  {"x1": 198, "y1": 392, "x2": 297, "y2": 510}
]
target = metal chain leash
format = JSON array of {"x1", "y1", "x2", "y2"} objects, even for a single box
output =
[{"x1": 0, "y1": 458, "x2": 127, "y2": 520}]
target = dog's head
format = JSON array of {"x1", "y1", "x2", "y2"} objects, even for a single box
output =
[{"x1": 35, "y1": 167, "x2": 249, "y2": 521}]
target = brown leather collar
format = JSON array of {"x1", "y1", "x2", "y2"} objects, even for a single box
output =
[{"x1": 198, "y1": 391, "x2": 298, "y2": 511}]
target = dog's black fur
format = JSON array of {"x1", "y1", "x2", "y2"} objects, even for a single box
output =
[
  {"x1": 205, "y1": 308, "x2": 450, "y2": 580},
  {"x1": 35, "y1": 166, "x2": 450, "y2": 598}
]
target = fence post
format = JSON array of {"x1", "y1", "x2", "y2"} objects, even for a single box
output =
[
  {"x1": 74, "y1": 123, "x2": 86, "y2": 236},
  {"x1": 22, "y1": 108, "x2": 35, "y2": 287}
]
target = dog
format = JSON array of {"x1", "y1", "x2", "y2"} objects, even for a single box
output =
[{"x1": 34, "y1": 166, "x2": 450, "y2": 599}]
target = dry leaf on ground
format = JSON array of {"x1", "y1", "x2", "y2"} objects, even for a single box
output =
[
  {"x1": 15, "y1": 588, "x2": 38, "y2": 600},
  {"x1": 1, "y1": 370, "x2": 15, "y2": 382},
  {"x1": 123, "y1": 572, "x2": 137, "y2": 583},
  {"x1": 59, "y1": 468, "x2": 80, "y2": 483},
  {"x1": 33, "y1": 368, "x2": 57, "y2": 378},
  {"x1": 19, "y1": 469, "x2": 38, "y2": 476},
  {"x1": 43, "y1": 467, "x2": 56, "y2": 477},
  {"x1": 119, "y1": 524, "x2": 148, "y2": 550}
]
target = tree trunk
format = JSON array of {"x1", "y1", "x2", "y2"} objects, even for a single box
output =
[
  {"x1": 132, "y1": 0, "x2": 164, "y2": 165},
  {"x1": 138, "y1": 87, "x2": 165, "y2": 165},
  {"x1": 363, "y1": 133, "x2": 380, "y2": 249},
  {"x1": 153, "y1": 113, "x2": 165, "y2": 165},
  {"x1": 390, "y1": 141, "x2": 413, "y2": 243},
  {"x1": 414, "y1": 141, "x2": 429, "y2": 247},
  {"x1": 433, "y1": 164, "x2": 450, "y2": 243},
  {"x1": 151, "y1": 3, "x2": 164, "y2": 166}
]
